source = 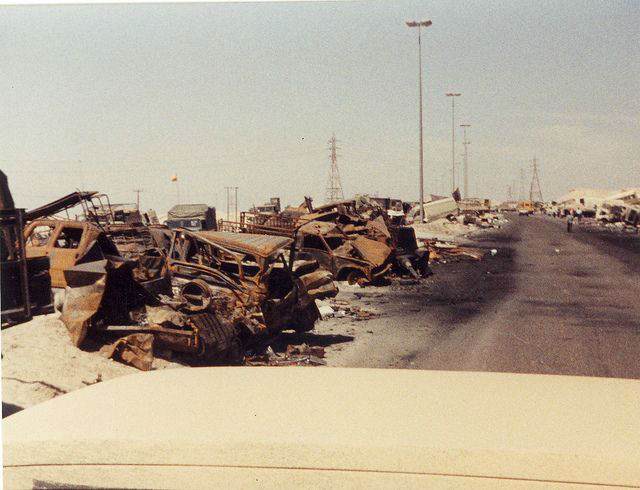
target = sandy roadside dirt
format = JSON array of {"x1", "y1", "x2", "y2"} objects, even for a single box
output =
[{"x1": 2, "y1": 314, "x2": 184, "y2": 414}]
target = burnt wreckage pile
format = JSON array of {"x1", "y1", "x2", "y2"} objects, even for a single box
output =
[
  {"x1": 3, "y1": 185, "x2": 436, "y2": 370},
  {"x1": 4, "y1": 189, "x2": 339, "y2": 369},
  {"x1": 222, "y1": 195, "x2": 432, "y2": 286}
]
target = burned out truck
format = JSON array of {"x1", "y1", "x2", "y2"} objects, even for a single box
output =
[
  {"x1": 294, "y1": 198, "x2": 430, "y2": 285},
  {"x1": 23, "y1": 210, "x2": 333, "y2": 365},
  {"x1": 166, "y1": 229, "x2": 330, "y2": 342},
  {"x1": 296, "y1": 220, "x2": 393, "y2": 286},
  {"x1": 24, "y1": 219, "x2": 170, "y2": 297}
]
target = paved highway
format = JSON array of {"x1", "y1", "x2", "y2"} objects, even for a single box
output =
[{"x1": 319, "y1": 215, "x2": 640, "y2": 379}]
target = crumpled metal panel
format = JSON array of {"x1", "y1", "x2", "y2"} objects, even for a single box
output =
[
  {"x1": 298, "y1": 269, "x2": 334, "y2": 292},
  {"x1": 145, "y1": 304, "x2": 188, "y2": 328},
  {"x1": 59, "y1": 273, "x2": 107, "y2": 347},
  {"x1": 298, "y1": 220, "x2": 342, "y2": 237},
  {"x1": 351, "y1": 236, "x2": 392, "y2": 267},
  {"x1": 101, "y1": 333, "x2": 154, "y2": 371},
  {"x1": 365, "y1": 215, "x2": 392, "y2": 242}
]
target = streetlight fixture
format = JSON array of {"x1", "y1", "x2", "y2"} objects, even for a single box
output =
[
  {"x1": 460, "y1": 124, "x2": 471, "y2": 198},
  {"x1": 406, "y1": 19, "x2": 432, "y2": 223},
  {"x1": 445, "y1": 92, "x2": 461, "y2": 192}
]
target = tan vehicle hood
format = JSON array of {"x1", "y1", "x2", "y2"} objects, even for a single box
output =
[{"x1": 3, "y1": 368, "x2": 639, "y2": 489}]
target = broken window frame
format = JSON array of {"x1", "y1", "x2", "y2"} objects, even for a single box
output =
[
  {"x1": 53, "y1": 226, "x2": 84, "y2": 249},
  {"x1": 168, "y1": 229, "x2": 262, "y2": 285},
  {"x1": 25, "y1": 224, "x2": 56, "y2": 248}
]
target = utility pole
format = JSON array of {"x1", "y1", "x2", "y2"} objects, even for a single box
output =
[
  {"x1": 325, "y1": 134, "x2": 345, "y2": 203},
  {"x1": 234, "y1": 186, "x2": 238, "y2": 222},
  {"x1": 224, "y1": 186, "x2": 232, "y2": 221},
  {"x1": 507, "y1": 185, "x2": 513, "y2": 201},
  {"x1": 133, "y1": 189, "x2": 143, "y2": 210},
  {"x1": 529, "y1": 157, "x2": 544, "y2": 203},
  {"x1": 446, "y1": 92, "x2": 462, "y2": 192},
  {"x1": 460, "y1": 124, "x2": 471, "y2": 198},
  {"x1": 519, "y1": 167, "x2": 525, "y2": 201}
]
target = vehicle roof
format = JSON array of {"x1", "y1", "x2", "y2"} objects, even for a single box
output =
[
  {"x1": 3, "y1": 368, "x2": 639, "y2": 488},
  {"x1": 195, "y1": 231, "x2": 293, "y2": 258},
  {"x1": 167, "y1": 204, "x2": 211, "y2": 220}
]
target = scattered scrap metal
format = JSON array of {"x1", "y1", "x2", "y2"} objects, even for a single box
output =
[
  {"x1": 425, "y1": 241, "x2": 487, "y2": 263},
  {"x1": 246, "y1": 344, "x2": 326, "y2": 367}
]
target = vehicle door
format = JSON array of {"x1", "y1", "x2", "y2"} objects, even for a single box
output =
[
  {"x1": 26, "y1": 223, "x2": 87, "y2": 288},
  {"x1": 298, "y1": 233, "x2": 335, "y2": 275}
]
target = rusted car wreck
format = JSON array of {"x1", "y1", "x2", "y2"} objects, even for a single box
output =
[
  {"x1": 24, "y1": 219, "x2": 170, "y2": 298},
  {"x1": 16, "y1": 189, "x2": 338, "y2": 368},
  {"x1": 219, "y1": 196, "x2": 431, "y2": 286},
  {"x1": 166, "y1": 229, "x2": 331, "y2": 341},
  {"x1": 295, "y1": 197, "x2": 431, "y2": 285},
  {"x1": 296, "y1": 220, "x2": 393, "y2": 285}
]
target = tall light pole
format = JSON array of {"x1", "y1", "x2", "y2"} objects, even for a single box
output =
[
  {"x1": 406, "y1": 19, "x2": 432, "y2": 223},
  {"x1": 446, "y1": 92, "x2": 461, "y2": 192},
  {"x1": 460, "y1": 124, "x2": 470, "y2": 198}
]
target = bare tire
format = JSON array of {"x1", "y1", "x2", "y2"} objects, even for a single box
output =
[{"x1": 180, "y1": 280, "x2": 212, "y2": 312}]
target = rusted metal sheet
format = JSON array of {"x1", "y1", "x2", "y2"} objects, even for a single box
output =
[
  {"x1": 101, "y1": 333, "x2": 154, "y2": 371},
  {"x1": 298, "y1": 220, "x2": 343, "y2": 237},
  {"x1": 24, "y1": 191, "x2": 98, "y2": 222},
  {"x1": 351, "y1": 236, "x2": 392, "y2": 267},
  {"x1": 195, "y1": 231, "x2": 293, "y2": 258},
  {"x1": 59, "y1": 267, "x2": 107, "y2": 346}
]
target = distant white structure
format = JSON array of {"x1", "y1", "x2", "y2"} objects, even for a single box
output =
[{"x1": 555, "y1": 187, "x2": 640, "y2": 218}]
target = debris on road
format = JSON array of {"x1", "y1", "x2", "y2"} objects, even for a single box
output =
[
  {"x1": 425, "y1": 241, "x2": 487, "y2": 263},
  {"x1": 245, "y1": 343, "x2": 327, "y2": 366}
]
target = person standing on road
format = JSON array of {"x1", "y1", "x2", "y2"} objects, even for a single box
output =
[{"x1": 567, "y1": 212, "x2": 574, "y2": 232}]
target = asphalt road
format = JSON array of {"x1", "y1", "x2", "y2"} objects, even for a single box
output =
[{"x1": 318, "y1": 215, "x2": 640, "y2": 379}]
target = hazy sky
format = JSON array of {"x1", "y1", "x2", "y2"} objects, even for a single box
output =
[{"x1": 1, "y1": 0, "x2": 638, "y2": 216}]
